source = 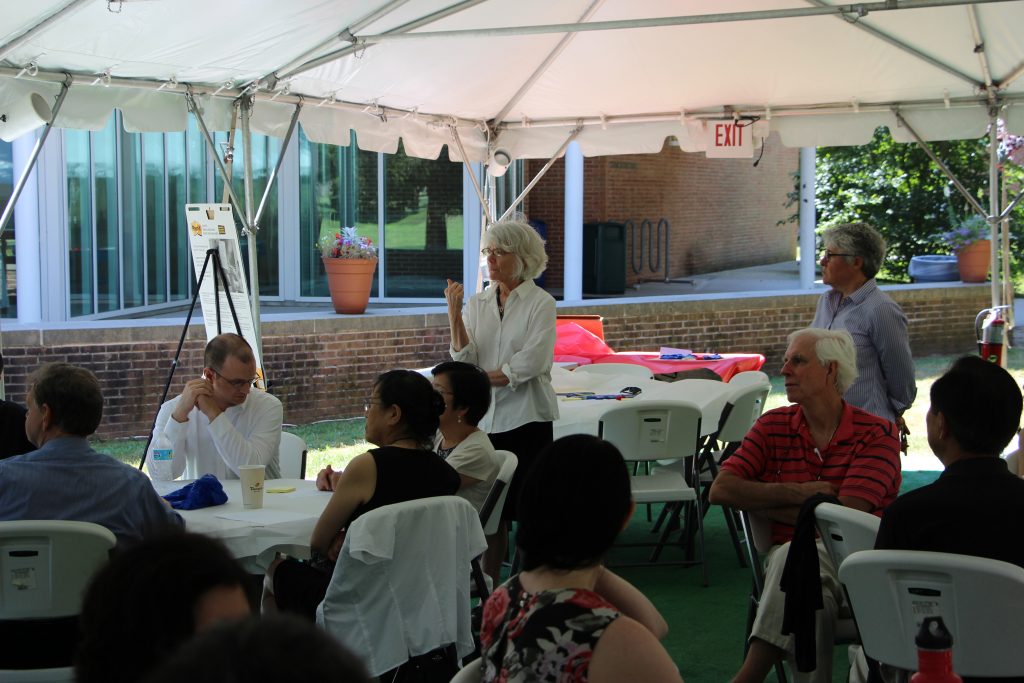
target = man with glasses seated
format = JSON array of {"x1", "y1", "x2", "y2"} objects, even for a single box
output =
[
  {"x1": 147, "y1": 333, "x2": 282, "y2": 481},
  {"x1": 811, "y1": 222, "x2": 916, "y2": 441}
]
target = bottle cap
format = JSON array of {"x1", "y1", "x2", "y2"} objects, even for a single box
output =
[{"x1": 916, "y1": 616, "x2": 953, "y2": 650}]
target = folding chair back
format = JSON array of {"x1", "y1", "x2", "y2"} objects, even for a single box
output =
[
  {"x1": 718, "y1": 382, "x2": 771, "y2": 444},
  {"x1": 278, "y1": 431, "x2": 308, "y2": 479},
  {"x1": 0, "y1": 520, "x2": 115, "y2": 620},
  {"x1": 813, "y1": 502, "x2": 879, "y2": 569},
  {"x1": 598, "y1": 400, "x2": 702, "y2": 463},
  {"x1": 839, "y1": 549, "x2": 1024, "y2": 677},
  {"x1": 478, "y1": 450, "x2": 517, "y2": 536},
  {"x1": 728, "y1": 370, "x2": 770, "y2": 388}
]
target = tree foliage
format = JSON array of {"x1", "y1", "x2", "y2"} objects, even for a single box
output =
[{"x1": 813, "y1": 127, "x2": 997, "y2": 278}]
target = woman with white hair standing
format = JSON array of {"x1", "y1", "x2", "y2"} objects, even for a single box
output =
[{"x1": 443, "y1": 217, "x2": 558, "y2": 574}]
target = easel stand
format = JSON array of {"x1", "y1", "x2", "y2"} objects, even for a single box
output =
[{"x1": 137, "y1": 248, "x2": 244, "y2": 469}]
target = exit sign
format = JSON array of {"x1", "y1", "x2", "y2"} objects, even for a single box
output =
[{"x1": 705, "y1": 121, "x2": 752, "y2": 158}]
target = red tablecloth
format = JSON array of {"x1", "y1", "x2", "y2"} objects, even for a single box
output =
[
  {"x1": 582, "y1": 352, "x2": 765, "y2": 381},
  {"x1": 553, "y1": 322, "x2": 765, "y2": 381}
]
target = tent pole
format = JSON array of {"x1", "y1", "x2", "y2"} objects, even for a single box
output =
[
  {"x1": 240, "y1": 96, "x2": 264, "y2": 361},
  {"x1": 988, "y1": 105, "x2": 1002, "y2": 316},
  {"x1": 1001, "y1": 175, "x2": 1014, "y2": 336},
  {"x1": 449, "y1": 125, "x2": 489, "y2": 226},
  {"x1": 0, "y1": 80, "x2": 70, "y2": 239},
  {"x1": 221, "y1": 103, "x2": 238, "y2": 204},
  {"x1": 355, "y1": 0, "x2": 1017, "y2": 45},
  {"x1": 798, "y1": 147, "x2": 817, "y2": 289},
  {"x1": 499, "y1": 126, "x2": 582, "y2": 223},
  {"x1": 187, "y1": 90, "x2": 249, "y2": 221},
  {"x1": 254, "y1": 102, "x2": 301, "y2": 229},
  {"x1": 892, "y1": 109, "x2": 988, "y2": 220}
]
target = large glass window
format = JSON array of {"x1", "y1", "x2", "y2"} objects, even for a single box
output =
[
  {"x1": 65, "y1": 114, "x2": 197, "y2": 316},
  {"x1": 213, "y1": 131, "x2": 281, "y2": 297},
  {"x1": 383, "y1": 143, "x2": 463, "y2": 297},
  {"x1": 66, "y1": 129, "x2": 93, "y2": 317},
  {"x1": 298, "y1": 129, "x2": 377, "y2": 297},
  {"x1": 0, "y1": 141, "x2": 17, "y2": 318}
]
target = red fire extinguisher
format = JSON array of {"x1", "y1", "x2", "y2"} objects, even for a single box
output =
[{"x1": 975, "y1": 306, "x2": 1009, "y2": 365}]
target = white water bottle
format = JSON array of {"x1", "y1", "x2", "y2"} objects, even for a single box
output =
[{"x1": 152, "y1": 432, "x2": 173, "y2": 462}]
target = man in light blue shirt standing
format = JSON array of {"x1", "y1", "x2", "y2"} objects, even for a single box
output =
[
  {"x1": 0, "y1": 362, "x2": 181, "y2": 546},
  {"x1": 812, "y1": 222, "x2": 917, "y2": 438}
]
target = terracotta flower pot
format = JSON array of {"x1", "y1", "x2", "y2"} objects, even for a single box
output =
[
  {"x1": 322, "y1": 257, "x2": 377, "y2": 314},
  {"x1": 956, "y1": 239, "x2": 991, "y2": 283}
]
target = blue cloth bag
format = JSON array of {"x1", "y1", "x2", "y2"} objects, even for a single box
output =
[{"x1": 162, "y1": 473, "x2": 228, "y2": 510}]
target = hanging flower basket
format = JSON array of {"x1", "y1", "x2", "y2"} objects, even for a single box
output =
[{"x1": 956, "y1": 239, "x2": 991, "y2": 283}]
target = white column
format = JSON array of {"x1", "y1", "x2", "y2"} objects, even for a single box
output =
[
  {"x1": 462, "y1": 163, "x2": 483, "y2": 296},
  {"x1": 563, "y1": 141, "x2": 583, "y2": 302},
  {"x1": 799, "y1": 147, "x2": 817, "y2": 289},
  {"x1": 13, "y1": 133, "x2": 42, "y2": 323}
]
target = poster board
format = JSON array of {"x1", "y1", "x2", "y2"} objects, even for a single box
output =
[{"x1": 185, "y1": 203, "x2": 266, "y2": 389}]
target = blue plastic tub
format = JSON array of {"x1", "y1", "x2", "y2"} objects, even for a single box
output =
[{"x1": 909, "y1": 255, "x2": 958, "y2": 283}]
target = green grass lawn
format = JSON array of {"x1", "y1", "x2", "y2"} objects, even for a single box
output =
[
  {"x1": 93, "y1": 349, "x2": 1023, "y2": 475},
  {"x1": 317, "y1": 193, "x2": 465, "y2": 251}
]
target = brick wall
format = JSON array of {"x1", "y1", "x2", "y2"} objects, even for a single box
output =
[
  {"x1": 524, "y1": 135, "x2": 798, "y2": 291},
  {"x1": 1, "y1": 284, "x2": 989, "y2": 439}
]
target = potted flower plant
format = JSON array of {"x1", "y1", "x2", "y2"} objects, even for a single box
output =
[
  {"x1": 939, "y1": 212, "x2": 990, "y2": 283},
  {"x1": 318, "y1": 227, "x2": 378, "y2": 314}
]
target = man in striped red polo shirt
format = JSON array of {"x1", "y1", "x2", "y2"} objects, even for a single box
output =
[{"x1": 710, "y1": 327, "x2": 902, "y2": 683}]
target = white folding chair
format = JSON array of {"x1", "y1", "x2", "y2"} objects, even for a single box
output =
[
  {"x1": 812, "y1": 503, "x2": 877, "y2": 646},
  {"x1": 478, "y1": 450, "x2": 518, "y2": 537},
  {"x1": 728, "y1": 370, "x2": 771, "y2": 388},
  {"x1": 0, "y1": 520, "x2": 115, "y2": 621},
  {"x1": 691, "y1": 380, "x2": 771, "y2": 567},
  {"x1": 317, "y1": 496, "x2": 487, "y2": 680},
  {"x1": 572, "y1": 362, "x2": 654, "y2": 381},
  {"x1": 0, "y1": 521, "x2": 116, "y2": 670},
  {"x1": 839, "y1": 549, "x2": 1024, "y2": 678},
  {"x1": 278, "y1": 431, "x2": 308, "y2": 479},
  {"x1": 599, "y1": 400, "x2": 706, "y2": 583},
  {"x1": 813, "y1": 502, "x2": 879, "y2": 569}
]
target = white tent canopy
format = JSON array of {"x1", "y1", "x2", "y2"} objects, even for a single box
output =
[{"x1": 3, "y1": 0, "x2": 1024, "y2": 159}]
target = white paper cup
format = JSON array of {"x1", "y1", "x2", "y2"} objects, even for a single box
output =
[{"x1": 238, "y1": 465, "x2": 266, "y2": 509}]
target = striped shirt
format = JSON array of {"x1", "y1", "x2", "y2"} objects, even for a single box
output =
[
  {"x1": 811, "y1": 279, "x2": 917, "y2": 424},
  {"x1": 721, "y1": 402, "x2": 901, "y2": 544}
]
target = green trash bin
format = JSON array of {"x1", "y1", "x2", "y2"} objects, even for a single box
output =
[{"x1": 583, "y1": 222, "x2": 626, "y2": 295}]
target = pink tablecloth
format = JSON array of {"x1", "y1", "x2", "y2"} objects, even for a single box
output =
[
  {"x1": 553, "y1": 351, "x2": 765, "y2": 381},
  {"x1": 551, "y1": 322, "x2": 765, "y2": 381}
]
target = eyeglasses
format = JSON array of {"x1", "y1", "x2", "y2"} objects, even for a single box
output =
[
  {"x1": 820, "y1": 250, "x2": 854, "y2": 262},
  {"x1": 210, "y1": 367, "x2": 259, "y2": 389},
  {"x1": 481, "y1": 247, "x2": 511, "y2": 257},
  {"x1": 364, "y1": 399, "x2": 383, "y2": 412}
]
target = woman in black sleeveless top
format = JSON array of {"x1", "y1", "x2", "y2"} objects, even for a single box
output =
[{"x1": 267, "y1": 370, "x2": 460, "y2": 619}]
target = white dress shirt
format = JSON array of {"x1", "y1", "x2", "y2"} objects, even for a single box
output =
[
  {"x1": 146, "y1": 389, "x2": 282, "y2": 481},
  {"x1": 451, "y1": 279, "x2": 559, "y2": 433}
]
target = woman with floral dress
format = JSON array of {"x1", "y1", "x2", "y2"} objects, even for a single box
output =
[{"x1": 478, "y1": 434, "x2": 683, "y2": 683}]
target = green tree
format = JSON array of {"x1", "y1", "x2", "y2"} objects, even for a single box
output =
[{"x1": 815, "y1": 127, "x2": 993, "y2": 278}]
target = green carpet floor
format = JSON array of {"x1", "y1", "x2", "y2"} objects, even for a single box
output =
[{"x1": 604, "y1": 470, "x2": 941, "y2": 683}]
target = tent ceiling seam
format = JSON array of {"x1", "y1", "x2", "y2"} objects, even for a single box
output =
[
  {"x1": 277, "y1": 0, "x2": 488, "y2": 84},
  {"x1": 491, "y1": 0, "x2": 605, "y2": 126},
  {"x1": 806, "y1": 0, "x2": 984, "y2": 90}
]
